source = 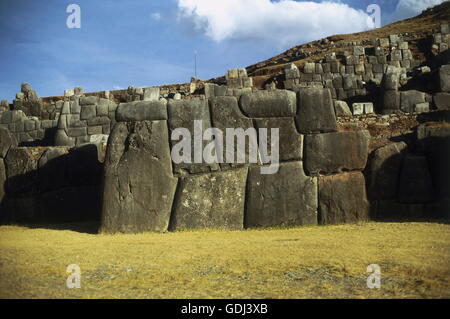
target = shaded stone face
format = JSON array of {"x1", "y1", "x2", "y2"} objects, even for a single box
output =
[
  {"x1": 169, "y1": 167, "x2": 248, "y2": 231},
  {"x1": 0, "y1": 159, "x2": 6, "y2": 202},
  {"x1": 318, "y1": 171, "x2": 369, "y2": 225},
  {"x1": 295, "y1": 87, "x2": 337, "y2": 134},
  {"x1": 0, "y1": 127, "x2": 18, "y2": 158},
  {"x1": 304, "y1": 130, "x2": 370, "y2": 176},
  {"x1": 439, "y1": 64, "x2": 450, "y2": 92},
  {"x1": 398, "y1": 156, "x2": 434, "y2": 204},
  {"x1": 100, "y1": 121, "x2": 178, "y2": 233},
  {"x1": 368, "y1": 142, "x2": 407, "y2": 200},
  {"x1": 245, "y1": 161, "x2": 318, "y2": 228}
]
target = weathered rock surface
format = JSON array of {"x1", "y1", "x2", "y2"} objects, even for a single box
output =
[
  {"x1": 0, "y1": 158, "x2": 6, "y2": 202},
  {"x1": 209, "y1": 96, "x2": 256, "y2": 167},
  {"x1": 5, "y1": 147, "x2": 43, "y2": 194},
  {"x1": 254, "y1": 117, "x2": 303, "y2": 161},
  {"x1": 398, "y1": 156, "x2": 434, "y2": 203},
  {"x1": 439, "y1": 64, "x2": 450, "y2": 92},
  {"x1": 304, "y1": 130, "x2": 370, "y2": 176},
  {"x1": 116, "y1": 100, "x2": 167, "y2": 122},
  {"x1": 296, "y1": 88, "x2": 337, "y2": 133},
  {"x1": 334, "y1": 100, "x2": 352, "y2": 117},
  {"x1": 0, "y1": 127, "x2": 18, "y2": 158},
  {"x1": 433, "y1": 93, "x2": 450, "y2": 110},
  {"x1": 101, "y1": 121, "x2": 177, "y2": 233},
  {"x1": 368, "y1": 142, "x2": 407, "y2": 200},
  {"x1": 239, "y1": 90, "x2": 297, "y2": 118},
  {"x1": 246, "y1": 162, "x2": 318, "y2": 228},
  {"x1": 400, "y1": 90, "x2": 425, "y2": 113},
  {"x1": 318, "y1": 172, "x2": 369, "y2": 224},
  {"x1": 169, "y1": 168, "x2": 248, "y2": 231},
  {"x1": 168, "y1": 98, "x2": 219, "y2": 174}
]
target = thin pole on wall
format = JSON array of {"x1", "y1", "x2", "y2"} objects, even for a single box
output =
[{"x1": 194, "y1": 50, "x2": 197, "y2": 79}]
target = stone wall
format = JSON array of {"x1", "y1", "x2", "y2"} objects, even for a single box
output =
[
  {"x1": 0, "y1": 127, "x2": 104, "y2": 223},
  {"x1": 99, "y1": 87, "x2": 373, "y2": 233}
]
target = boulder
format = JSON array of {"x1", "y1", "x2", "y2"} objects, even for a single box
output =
[
  {"x1": 439, "y1": 65, "x2": 450, "y2": 92},
  {"x1": 116, "y1": 100, "x2": 167, "y2": 122},
  {"x1": 368, "y1": 142, "x2": 407, "y2": 200},
  {"x1": 295, "y1": 87, "x2": 337, "y2": 133},
  {"x1": 383, "y1": 90, "x2": 400, "y2": 110},
  {"x1": 318, "y1": 172, "x2": 369, "y2": 224},
  {"x1": 246, "y1": 162, "x2": 318, "y2": 228},
  {"x1": 239, "y1": 90, "x2": 297, "y2": 118},
  {"x1": 170, "y1": 168, "x2": 248, "y2": 231},
  {"x1": 400, "y1": 90, "x2": 425, "y2": 113},
  {"x1": 168, "y1": 98, "x2": 219, "y2": 174},
  {"x1": 398, "y1": 156, "x2": 434, "y2": 203},
  {"x1": 100, "y1": 121, "x2": 177, "y2": 233},
  {"x1": 304, "y1": 130, "x2": 370, "y2": 176},
  {"x1": 254, "y1": 117, "x2": 303, "y2": 162},
  {"x1": 0, "y1": 127, "x2": 18, "y2": 158}
]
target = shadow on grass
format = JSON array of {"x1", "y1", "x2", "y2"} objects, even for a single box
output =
[{"x1": 6, "y1": 221, "x2": 101, "y2": 234}]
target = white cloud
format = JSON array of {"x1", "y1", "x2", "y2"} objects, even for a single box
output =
[
  {"x1": 150, "y1": 12, "x2": 162, "y2": 21},
  {"x1": 389, "y1": 0, "x2": 446, "y2": 23},
  {"x1": 177, "y1": 0, "x2": 374, "y2": 48}
]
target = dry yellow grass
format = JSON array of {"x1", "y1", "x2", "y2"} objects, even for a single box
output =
[{"x1": 0, "y1": 222, "x2": 449, "y2": 299}]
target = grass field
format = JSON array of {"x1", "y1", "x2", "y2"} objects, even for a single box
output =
[{"x1": 0, "y1": 221, "x2": 449, "y2": 299}]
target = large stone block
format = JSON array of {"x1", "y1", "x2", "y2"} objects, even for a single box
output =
[
  {"x1": 439, "y1": 64, "x2": 450, "y2": 92},
  {"x1": 295, "y1": 87, "x2": 337, "y2": 134},
  {"x1": 38, "y1": 147, "x2": 69, "y2": 192},
  {"x1": 168, "y1": 98, "x2": 219, "y2": 174},
  {"x1": 5, "y1": 147, "x2": 44, "y2": 195},
  {"x1": 400, "y1": 90, "x2": 425, "y2": 113},
  {"x1": 209, "y1": 96, "x2": 257, "y2": 168},
  {"x1": 170, "y1": 168, "x2": 247, "y2": 231},
  {"x1": 0, "y1": 127, "x2": 18, "y2": 158},
  {"x1": 116, "y1": 100, "x2": 167, "y2": 122},
  {"x1": 246, "y1": 161, "x2": 318, "y2": 228},
  {"x1": 318, "y1": 172, "x2": 369, "y2": 224},
  {"x1": 304, "y1": 130, "x2": 370, "y2": 176},
  {"x1": 254, "y1": 117, "x2": 303, "y2": 162},
  {"x1": 100, "y1": 121, "x2": 177, "y2": 233},
  {"x1": 398, "y1": 156, "x2": 434, "y2": 203},
  {"x1": 368, "y1": 142, "x2": 407, "y2": 200},
  {"x1": 334, "y1": 101, "x2": 352, "y2": 117},
  {"x1": 239, "y1": 90, "x2": 296, "y2": 118},
  {"x1": 80, "y1": 105, "x2": 97, "y2": 120},
  {"x1": 383, "y1": 90, "x2": 400, "y2": 110}
]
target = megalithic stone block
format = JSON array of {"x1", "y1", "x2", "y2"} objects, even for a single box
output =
[
  {"x1": 209, "y1": 96, "x2": 256, "y2": 168},
  {"x1": 168, "y1": 97, "x2": 220, "y2": 174},
  {"x1": 169, "y1": 167, "x2": 248, "y2": 231},
  {"x1": 398, "y1": 156, "x2": 434, "y2": 203},
  {"x1": 318, "y1": 171, "x2": 370, "y2": 225},
  {"x1": 246, "y1": 161, "x2": 318, "y2": 228},
  {"x1": 116, "y1": 100, "x2": 168, "y2": 122},
  {"x1": 0, "y1": 158, "x2": 6, "y2": 202},
  {"x1": 100, "y1": 121, "x2": 177, "y2": 233},
  {"x1": 295, "y1": 87, "x2": 337, "y2": 134},
  {"x1": 0, "y1": 127, "x2": 18, "y2": 158},
  {"x1": 304, "y1": 130, "x2": 370, "y2": 176},
  {"x1": 239, "y1": 90, "x2": 297, "y2": 118},
  {"x1": 368, "y1": 142, "x2": 407, "y2": 200}
]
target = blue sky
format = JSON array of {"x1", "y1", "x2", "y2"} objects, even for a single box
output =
[{"x1": 0, "y1": 0, "x2": 444, "y2": 101}]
